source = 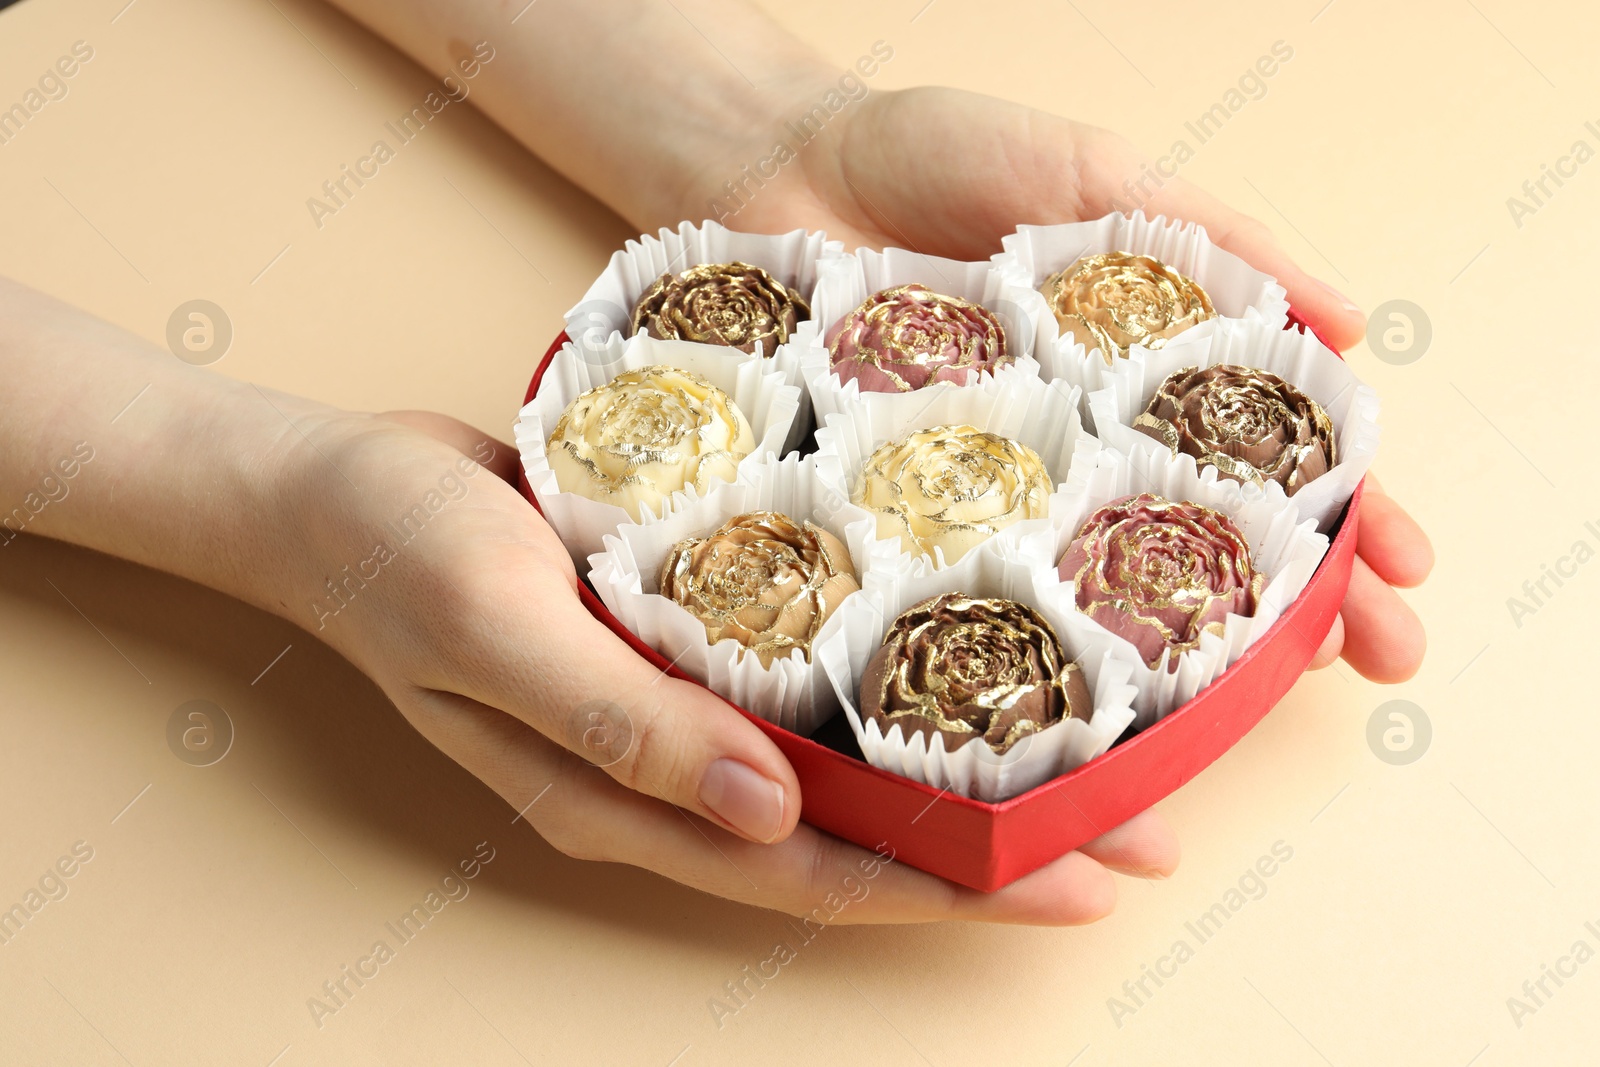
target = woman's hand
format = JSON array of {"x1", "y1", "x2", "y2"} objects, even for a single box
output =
[
  {"x1": 285, "y1": 407, "x2": 1177, "y2": 925},
  {"x1": 692, "y1": 85, "x2": 1433, "y2": 682},
  {"x1": 7, "y1": 2, "x2": 1422, "y2": 923},
  {"x1": 0, "y1": 274, "x2": 1171, "y2": 926}
]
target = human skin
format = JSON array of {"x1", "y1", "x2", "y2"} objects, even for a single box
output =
[{"x1": 0, "y1": 0, "x2": 1430, "y2": 926}]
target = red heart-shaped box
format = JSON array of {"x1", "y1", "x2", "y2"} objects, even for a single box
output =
[{"x1": 519, "y1": 322, "x2": 1360, "y2": 892}]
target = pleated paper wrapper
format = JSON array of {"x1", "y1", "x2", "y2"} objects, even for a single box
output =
[
  {"x1": 793, "y1": 246, "x2": 1046, "y2": 427},
  {"x1": 562, "y1": 219, "x2": 838, "y2": 453},
  {"x1": 1085, "y1": 316, "x2": 1379, "y2": 532},
  {"x1": 586, "y1": 453, "x2": 902, "y2": 737},
  {"x1": 816, "y1": 542, "x2": 1139, "y2": 802},
  {"x1": 812, "y1": 372, "x2": 1090, "y2": 575},
  {"x1": 1012, "y1": 439, "x2": 1329, "y2": 725},
  {"x1": 515, "y1": 332, "x2": 801, "y2": 569}
]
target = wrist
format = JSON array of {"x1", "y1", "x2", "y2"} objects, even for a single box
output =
[
  {"x1": 224, "y1": 397, "x2": 365, "y2": 624},
  {"x1": 240, "y1": 403, "x2": 434, "y2": 667},
  {"x1": 646, "y1": 61, "x2": 904, "y2": 235},
  {"x1": 125, "y1": 379, "x2": 369, "y2": 640},
  {"x1": 628, "y1": 60, "x2": 843, "y2": 228}
]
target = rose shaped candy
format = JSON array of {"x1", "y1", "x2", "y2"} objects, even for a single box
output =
[
  {"x1": 854, "y1": 424, "x2": 1051, "y2": 565},
  {"x1": 546, "y1": 365, "x2": 754, "y2": 521},
  {"x1": 1041, "y1": 251, "x2": 1216, "y2": 362},
  {"x1": 1059, "y1": 493, "x2": 1264, "y2": 669},
  {"x1": 632, "y1": 261, "x2": 809, "y2": 355},
  {"x1": 860, "y1": 592, "x2": 1091, "y2": 754},
  {"x1": 826, "y1": 284, "x2": 1011, "y2": 393},
  {"x1": 659, "y1": 511, "x2": 860, "y2": 665},
  {"x1": 1134, "y1": 364, "x2": 1336, "y2": 496}
]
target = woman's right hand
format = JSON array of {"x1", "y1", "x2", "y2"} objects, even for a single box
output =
[
  {"x1": 286, "y1": 407, "x2": 1179, "y2": 925},
  {"x1": 0, "y1": 275, "x2": 1175, "y2": 925}
]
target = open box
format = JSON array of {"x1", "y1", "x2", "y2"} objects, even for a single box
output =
[{"x1": 518, "y1": 322, "x2": 1360, "y2": 893}]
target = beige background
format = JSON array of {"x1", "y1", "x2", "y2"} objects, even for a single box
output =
[{"x1": 0, "y1": 0, "x2": 1589, "y2": 1063}]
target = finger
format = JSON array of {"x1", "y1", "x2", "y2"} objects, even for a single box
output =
[
  {"x1": 1338, "y1": 556, "x2": 1426, "y2": 683},
  {"x1": 1308, "y1": 611, "x2": 1345, "y2": 670},
  {"x1": 376, "y1": 409, "x2": 519, "y2": 482},
  {"x1": 1077, "y1": 808, "x2": 1180, "y2": 879},
  {"x1": 1357, "y1": 474, "x2": 1434, "y2": 588},
  {"x1": 411, "y1": 690, "x2": 1123, "y2": 926},
  {"x1": 444, "y1": 569, "x2": 802, "y2": 845}
]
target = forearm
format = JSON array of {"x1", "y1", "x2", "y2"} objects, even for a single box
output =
[
  {"x1": 321, "y1": 0, "x2": 836, "y2": 228},
  {"x1": 0, "y1": 278, "x2": 328, "y2": 620}
]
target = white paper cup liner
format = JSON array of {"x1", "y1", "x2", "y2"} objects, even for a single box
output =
[
  {"x1": 998, "y1": 212, "x2": 1291, "y2": 417},
  {"x1": 515, "y1": 332, "x2": 801, "y2": 568},
  {"x1": 1086, "y1": 317, "x2": 1378, "y2": 533},
  {"x1": 1013, "y1": 439, "x2": 1329, "y2": 725},
  {"x1": 586, "y1": 453, "x2": 900, "y2": 736},
  {"x1": 794, "y1": 246, "x2": 1045, "y2": 427},
  {"x1": 562, "y1": 218, "x2": 839, "y2": 359},
  {"x1": 817, "y1": 542, "x2": 1138, "y2": 802},
  {"x1": 812, "y1": 374, "x2": 1091, "y2": 575},
  {"x1": 562, "y1": 219, "x2": 839, "y2": 452}
]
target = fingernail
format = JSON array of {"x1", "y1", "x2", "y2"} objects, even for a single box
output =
[
  {"x1": 1313, "y1": 277, "x2": 1362, "y2": 314},
  {"x1": 699, "y1": 759, "x2": 786, "y2": 843}
]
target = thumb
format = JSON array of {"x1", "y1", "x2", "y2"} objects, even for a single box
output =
[
  {"x1": 450, "y1": 566, "x2": 802, "y2": 845},
  {"x1": 371, "y1": 409, "x2": 800, "y2": 844}
]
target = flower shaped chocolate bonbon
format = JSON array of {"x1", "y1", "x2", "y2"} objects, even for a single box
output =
[
  {"x1": 545, "y1": 365, "x2": 753, "y2": 520},
  {"x1": 826, "y1": 283, "x2": 1011, "y2": 393},
  {"x1": 631, "y1": 261, "x2": 809, "y2": 355},
  {"x1": 860, "y1": 592, "x2": 1091, "y2": 755},
  {"x1": 1041, "y1": 251, "x2": 1216, "y2": 361},
  {"x1": 853, "y1": 424, "x2": 1052, "y2": 565},
  {"x1": 1134, "y1": 364, "x2": 1336, "y2": 496},
  {"x1": 1059, "y1": 493, "x2": 1264, "y2": 669},
  {"x1": 659, "y1": 511, "x2": 859, "y2": 665}
]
